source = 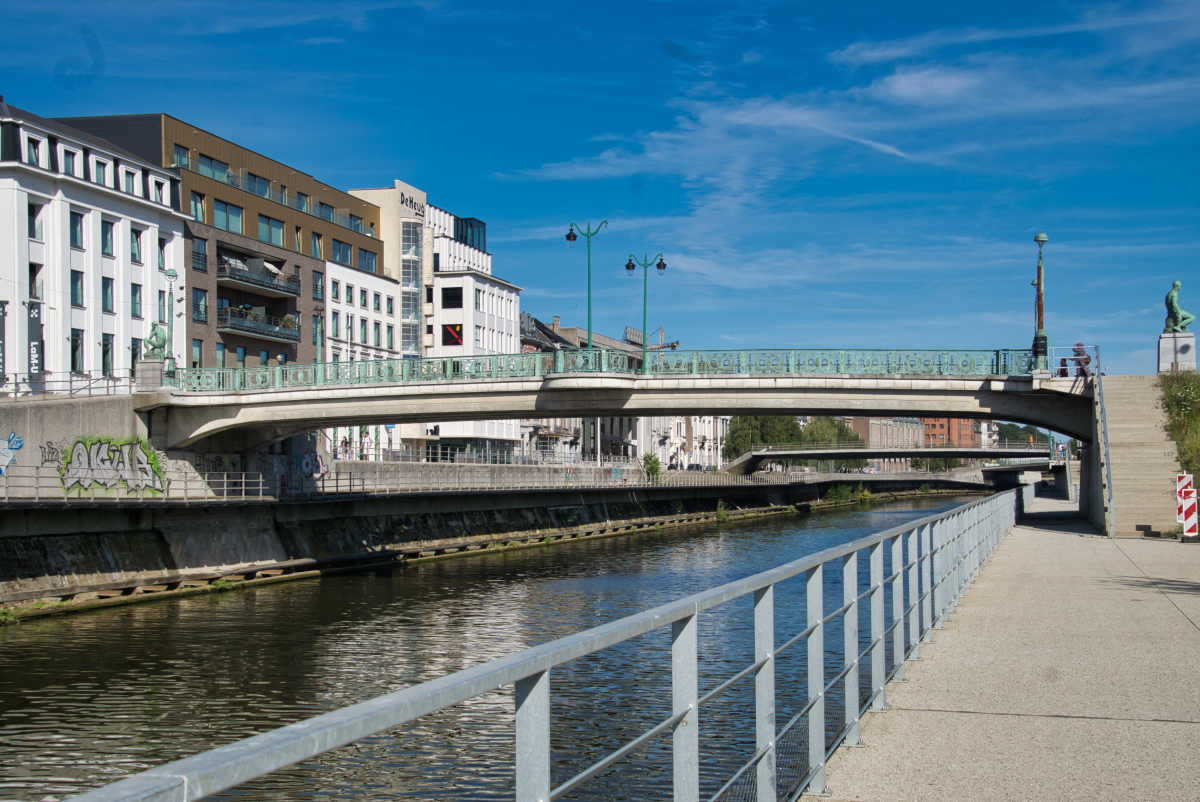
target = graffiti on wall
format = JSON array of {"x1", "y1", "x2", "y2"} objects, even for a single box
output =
[
  {"x1": 60, "y1": 437, "x2": 164, "y2": 492},
  {"x1": 0, "y1": 433, "x2": 24, "y2": 475},
  {"x1": 193, "y1": 453, "x2": 242, "y2": 473},
  {"x1": 39, "y1": 440, "x2": 70, "y2": 467}
]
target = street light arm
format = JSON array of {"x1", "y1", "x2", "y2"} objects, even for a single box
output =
[
  {"x1": 570, "y1": 220, "x2": 609, "y2": 238},
  {"x1": 628, "y1": 253, "x2": 664, "y2": 268}
]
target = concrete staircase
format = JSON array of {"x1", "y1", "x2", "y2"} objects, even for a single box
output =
[{"x1": 1101, "y1": 375, "x2": 1181, "y2": 536}]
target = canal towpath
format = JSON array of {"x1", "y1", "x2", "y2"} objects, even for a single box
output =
[{"x1": 823, "y1": 495, "x2": 1200, "y2": 801}]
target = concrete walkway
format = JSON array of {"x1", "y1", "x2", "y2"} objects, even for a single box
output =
[{"x1": 824, "y1": 494, "x2": 1200, "y2": 801}]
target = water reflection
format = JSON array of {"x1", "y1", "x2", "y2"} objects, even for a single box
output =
[{"x1": 0, "y1": 497, "x2": 976, "y2": 801}]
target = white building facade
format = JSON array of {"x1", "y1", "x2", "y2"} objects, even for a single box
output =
[{"x1": 0, "y1": 100, "x2": 187, "y2": 384}]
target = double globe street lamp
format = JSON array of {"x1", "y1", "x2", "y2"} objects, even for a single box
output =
[
  {"x1": 625, "y1": 253, "x2": 666, "y2": 374},
  {"x1": 1032, "y1": 232, "x2": 1048, "y2": 372},
  {"x1": 565, "y1": 221, "x2": 608, "y2": 355}
]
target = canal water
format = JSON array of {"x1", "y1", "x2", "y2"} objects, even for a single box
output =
[{"x1": 0, "y1": 496, "x2": 978, "y2": 801}]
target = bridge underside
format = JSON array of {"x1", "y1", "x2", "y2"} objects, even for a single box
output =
[{"x1": 139, "y1": 374, "x2": 1094, "y2": 452}]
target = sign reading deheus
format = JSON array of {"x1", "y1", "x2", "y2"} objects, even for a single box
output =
[{"x1": 400, "y1": 192, "x2": 425, "y2": 217}]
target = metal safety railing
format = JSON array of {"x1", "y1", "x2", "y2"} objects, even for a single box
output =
[
  {"x1": 0, "y1": 466, "x2": 271, "y2": 506},
  {"x1": 1092, "y1": 346, "x2": 1117, "y2": 538},
  {"x1": 170, "y1": 347, "x2": 1038, "y2": 394},
  {"x1": 0, "y1": 369, "x2": 138, "y2": 398},
  {"x1": 69, "y1": 485, "x2": 1034, "y2": 802},
  {"x1": 740, "y1": 440, "x2": 1055, "y2": 454}
]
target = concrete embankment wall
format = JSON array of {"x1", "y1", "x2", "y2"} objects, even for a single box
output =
[{"x1": 0, "y1": 478, "x2": 982, "y2": 605}]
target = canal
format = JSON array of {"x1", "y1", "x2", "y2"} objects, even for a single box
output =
[{"x1": 0, "y1": 495, "x2": 980, "y2": 801}]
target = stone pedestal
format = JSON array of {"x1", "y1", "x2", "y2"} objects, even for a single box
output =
[
  {"x1": 135, "y1": 359, "x2": 166, "y2": 392},
  {"x1": 1158, "y1": 333, "x2": 1196, "y2": 374}
]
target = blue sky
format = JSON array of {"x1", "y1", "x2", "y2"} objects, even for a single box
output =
[{"x1": 4, "y1": 1, "x2": 1198, "y2": 374}]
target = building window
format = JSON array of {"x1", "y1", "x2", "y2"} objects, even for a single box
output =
[
  {"x1": 71, "y1": 329, "x2": 85, "y2": 372},
  {"x1": 192, "y1": 288, "x2": 208, "y2": 322},
  {"x1": 359, "y1": 318, "x2": 367, "y2": 344},
  {"x1": 373, "y1": 292, "x2": 381, "y2": 312},
  {"x1": 63, "y1": 150, "x2": 76, "y2": 175},
  {"x1": 247, "y1": 173, "x2": 271, "y2": 198},
  {"x1": 236, "y1": 346, "x2": 246, "y2": 369},
  {"x1": 426, "y1": 287, "x2": 433, "y2": 303},
  {"x1": 311, "y1": 232, "x2": 323, "y2": 259},
  {"x1": 130, "y1": 229, "x2": 142, "y2": 263},
  {"x1": 29, "y1": 263, "x2": 42, "y2": 300},
  {"x1": 102, "y1": 334, "x2": 115, "y2": 376},
  {"x1": 296, "y1": 192, "x2": 309, "y2": 213},
  {"x1": 386, "y1": 296, "x2": 394, "y2": 315},
  {"x1": 259, "y1": 350, "x2": 269, "y2": 367},
  {"x1": 475, "y1": 288, "x2": 482, "y2": 310},
  {"x1": 173, "y1": 144, "x2": 190, "y2": 168},
  {"x1": 100, "y1": 221, "x2": 114, "y2": 256},
  {"x1": 191, "y1": 191, "x2": 205, "y2": 223},
  {"x1": 216, "y1": 343, "x2": 226, "y2": 369},
  {"x1": 131, "y1": 338, "x2": 142, "y2": 369},
  {"x1": 153, "y1": 181, "x2": 164, "y2": 204},
  {"x1": 318, "y1": 202, "x2": 334, "y2": 222},
  {"x1": 258, "y1": 214, "x2": 284, "y2": 246},
  {"x1": 475, "y1": 325, "x2": 482, "y2": 347},
  {"x1": 294, "y1": 226, "x2": 302, "y2": 253},
  {"x1": 360, "y1": 288, "x2": 368, "y2": 308},
  {"x1": 158, "y1": 237, "x2": 167, "y2": 270},
  {"x1": 94, "y1": 161, "x2": 108, "y2": 185},
  {"x1": 123, "y1": 171, "x2": 136, "y2": 194},
  {"x1": 131, "y1": 283, "x2": 143, "y2": 318},
  {"x1": 332, "y1": 239, "x2": 352, "y2": 265},
  {"x1": 25, "y1": 137, "x2": 40, "y2": 166},
  {"x1": 313, "y1": 271, "x2": 324, "y2": 300},
  {"x1": 158, "y1": 290, "x2": 167, "y2": 323},
  {"x1": 332, "y1": 310, "x2": 340, "y2": 339},
  {"x1": 28, "y1": 204, "x2": 42, "y2": 241},
  {"x1": 433, "y1": 253, "x2": 440, "y2": 271},
  {"x1": 192, "y1": 339, "x2": 203, "y2": 369},
  {"x1": 71, "y1": 271, "x2": 85, "y2": 307},
  {"x1": 198, "y1": 154, "x2": 229, "y2": 182},
  {"x1": 386, "y1": 325, "x2": 394, "y2": 350},
  {"x1": 213, "y1": 200, "x2": 243, "y2": 234},
  {"x1": 442, "y1": 287, "x2": 463, "y2": 309},
  {"x1": 349, "y1": 214, "x2": 363, "y2": 233},
  {"x1": 346, "y1": 285, "x2": 354, "y2": 306},
  {"x1": 373, "y1": 321, "x2": 381, "y2": 347},
  {"x1": 331, "y1": 280, "x2": 340, "y2": 301},
  {"x1": 442, "y1": 324, "x2": 463, "y2": 346},
  {"x1": 192, "y1": 238, "x2": 207, "y2": 271},
  {"x1": 70, "y1": 212, "x2": 85, "y2": 249},
  {"x1": 359, "y1": 249, "x2": 377, "y2": 273},
  {"x1": 102, "y1": 277, "x2": 114, "y2": 313}
]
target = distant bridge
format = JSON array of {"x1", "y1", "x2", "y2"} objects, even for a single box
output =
[{"x1": 722, "y1": 441, "x2": 1056, "y2": 475}]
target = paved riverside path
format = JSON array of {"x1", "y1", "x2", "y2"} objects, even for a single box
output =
[{"x1": 824, "y1": 494, "x2": 1200, "y2": 801}]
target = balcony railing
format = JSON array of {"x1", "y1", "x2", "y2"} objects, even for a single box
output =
[
  {"x1": 192, "y1": 303, "x2": 207, "y2": 323},
  {"x1": 216, "y1": 257, "x2": 300, "y2": 296},
  {"x1": 173, "y1": 156, "x2": 376, "y2": 239},
  {"x1": 191, "y1": 251, "x2": 207, "y2": 271},
  {"x1": 216, "y1": 308, "x2": 300, "y2": 343}
]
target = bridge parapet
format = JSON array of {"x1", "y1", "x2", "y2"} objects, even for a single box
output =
[{"x1": 168, "y1": 347, "x2": 1037, "y2": 394}]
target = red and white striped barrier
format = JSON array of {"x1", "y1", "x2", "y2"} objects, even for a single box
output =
[{"x1": 1178, "y1": 474, "x2": 1196, "y2": 538}]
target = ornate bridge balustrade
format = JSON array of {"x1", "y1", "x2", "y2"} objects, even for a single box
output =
[{"x1": 170, "y1": 348, "x2": 1035, "y2": 394}]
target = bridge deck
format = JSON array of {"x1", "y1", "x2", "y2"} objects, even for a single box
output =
[{"x1": 824, "y1": 494, "x2": 1200, "y2": 801}]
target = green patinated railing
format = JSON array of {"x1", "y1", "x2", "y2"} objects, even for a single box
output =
[{"x1": 169, "y1": 348, "x2": 1035, "y2": 393}]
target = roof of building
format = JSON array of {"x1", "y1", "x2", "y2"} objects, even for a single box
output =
[{"x1": 0, "y1": 99, "x2": 164, "y2": 170}]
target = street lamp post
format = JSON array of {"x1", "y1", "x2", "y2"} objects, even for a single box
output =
[
  {"x1": 565, "y1": 221, "x2": 607, "y2": 354},
  {"x1": 164, "y1": 268, "x2": 179, "y2": 372},
  {"x1": 1031, "y1": 233, "x2": 1048, "y2": 372},
  {"x1": 625, "y1": 253, "x2": 666, "y2": 374}
]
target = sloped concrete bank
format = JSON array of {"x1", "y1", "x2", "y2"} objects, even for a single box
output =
[{"x1": 0, "y1": 479, "x2": 984, "y2": 618}]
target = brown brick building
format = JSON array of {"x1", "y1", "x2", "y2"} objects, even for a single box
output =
[
  {"x1": 921, "y1": 417, "x2": 981, "y2": 447},
  {"x1": 53, "y1": 113, "x2": 385, "y2": 370}
]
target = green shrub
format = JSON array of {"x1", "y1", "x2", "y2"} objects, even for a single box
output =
[
  {"x1": 918, "y1": 483, "x2": 931, "y2": 493},
  {"x1": 1159, "y1": 371, "x2": 1200, "y2": 474},
  {"x1": 0, "y1": 609, "x2": 19, "y2": 627},
  {"x1": 715, "y1": 500, "x2": 729, "y2": 523},
  {"x1": 857, "y1": 483, "x2": 871, "y2": 503},
  {"x1": 208, "y1": 579, "x2": 235, "y2": 592},
  {"x1": 825, "y1": 484, "x2": 854, "y2": 503},
  {"x1": 643, "y1": 453, "x2": 662, "y2": 484}
]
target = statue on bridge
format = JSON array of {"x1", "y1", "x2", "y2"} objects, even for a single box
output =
[
  {"x1": 1164, "y1": 281, "x2": 1195, "y2": 333},
  {"x1": 144, "y1": 323, "x2": 168, "y2": 359}
]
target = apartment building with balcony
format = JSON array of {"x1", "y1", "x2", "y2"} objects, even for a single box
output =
[
  {"x1": 1, "y1": 99, "x2": 187, "y2": 382},
  {"x1": 53, "y1": 113, "x2": 384, "y2": 370}
]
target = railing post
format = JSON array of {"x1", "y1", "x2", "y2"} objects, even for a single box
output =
[
  {"x1": 843, "y1": 551, "x2": 861, "y2": 746},
  {"x1": 754, "y1": 586, "x2": 777, "y2": 802},
  {"x1": 920, "y1": 523, "x2": 933, "y2": 643},
  {"x1": 691, "y1": 351, "x2": 698, "y2": 374},
  {"x1": 672, "y1": 612, "x2": 699, "y2": 802},
  {"x1": 891, "y1": 534, "x2": 906, "y2": 680},
  {"x1": 806, "y1": 564, "x2": 826, "y2": 795},
  {"x1": 514, "y1": 670, "x2": 551, "y2": 802},
  {"x1": 869, "y1": 541, "x2": 886, "y2": 712}
]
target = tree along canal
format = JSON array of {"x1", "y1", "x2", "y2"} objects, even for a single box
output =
[{"x1": 0, "y1": 495, "x2": 982, "y2": 801}]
